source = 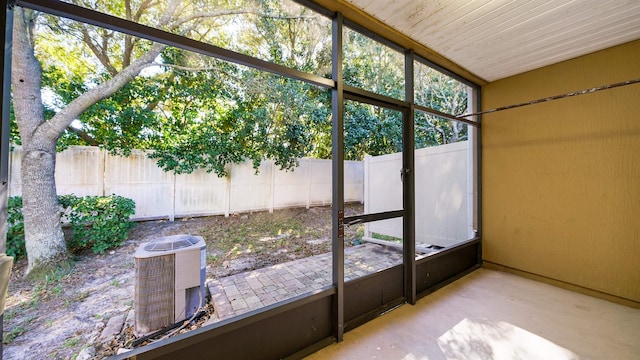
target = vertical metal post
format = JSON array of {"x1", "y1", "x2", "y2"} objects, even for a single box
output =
[
  {"x1": 474, "y1": 86, "x2": 483, "y2": 264},
  {"x1": 0, "y1": 3, "x2": 13, "y2": 359},
  {"x1": 403, "y1": 50, "x2": 416, "y2": 305},
  {"x1": 0, "y1": 0, "x2": 12, "y2": 255},
  {"x1": 331, "y1": 11, "x2": 345, "y2": 342},
  {"x1": 466, "y1": 87, "x2": 476, "y2": 240}
]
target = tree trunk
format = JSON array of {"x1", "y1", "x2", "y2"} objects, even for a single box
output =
[
  {"x1": 11, "y1": 3, "x2": 174, "y2": 273},
  {"x1": 12, "y1": 8, "x2": 68, "y2": 273},
  {"x1": 21, "y1": 149, "x2": 67, "y2": 272}
]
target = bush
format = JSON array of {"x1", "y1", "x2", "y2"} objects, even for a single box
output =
[
  {"x1": 59, "y1": 195, "x2": 137, "y2": 254},
  {"x1": 6, "y1": 195, "x2": 136, "y2": 258},
  {"x1": 6, "y1": 196, "x2": 26, "y2": 259}
]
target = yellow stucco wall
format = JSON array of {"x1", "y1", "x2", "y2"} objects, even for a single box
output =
[{"x1": 481, "y1": 40, "x2": 640, "y2": 302}]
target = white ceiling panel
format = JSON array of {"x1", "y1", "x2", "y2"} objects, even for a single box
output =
[{"x1": 344, "y1": 0, "x2": 640, "y2": 82}]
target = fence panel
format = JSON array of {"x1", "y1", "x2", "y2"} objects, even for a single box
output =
[
  {"x1": 8, "y1": 146, "x2": 364, "y2": 220},
  {"x1": 364, "y1": 141, "x2": 470, "y2": 248},
  {"x1": 103, "y1": 150, "x2": 174, "y2": 220},
  {"x1": 308, "y1": 159, "x2": 331, "y2": 206},
  {"x1": 273, "y1": 159, "x2": 311, "y2": 210},
  {"x1": 345, "y1": 161, "x2": 364, "y2": 203},
  {"x1": 174, "y1": 168, "x2": 228, "y2": 218},
  {"x1": 9, "y1": 146, "x2": 104, "y2": 198}
]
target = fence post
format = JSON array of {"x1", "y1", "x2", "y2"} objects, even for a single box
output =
[
  {"x1": 363, "y1": 155, "x2": 371, "y2": 238},
  {"x1": 100, "y1": 149, "x2": 106, "y2": 196},
  {"x1": 224, "y1": 173, "x2": 231, "y2": 217},
  {"x1": 269, "y1": 160, "x2": 275, "y2": 213},
  {"x1": 306, "y1": 159, "x2": 311, "y2": 209},
  {"x1": 169, "y1": 172, "x2": 176, "y2": 222}
]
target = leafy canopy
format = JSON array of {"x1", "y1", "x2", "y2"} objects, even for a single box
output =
[{"x1": 17, "y1": 0, "x2": 470, "y2": 174}]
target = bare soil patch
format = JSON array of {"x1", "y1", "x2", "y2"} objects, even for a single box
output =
[{"x1": 3, "y1": 204, "x2": 363, "y2": 360}]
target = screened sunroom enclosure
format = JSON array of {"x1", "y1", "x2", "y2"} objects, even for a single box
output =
[{"x1": 0, "y1": 0, "x2": 481, "y2": 358}]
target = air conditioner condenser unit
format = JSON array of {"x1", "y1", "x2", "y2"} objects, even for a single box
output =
[{"x1": 134, "y1": 234, "x2": 206, "y2": 335}]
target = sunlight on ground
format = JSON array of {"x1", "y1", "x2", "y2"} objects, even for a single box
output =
[{"x1": 437, "y1": 318, "x2": 580, "y2": 360}]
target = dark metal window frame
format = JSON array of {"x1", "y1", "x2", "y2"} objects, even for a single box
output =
[{"x1": 1, "y1": 0, "x2": 482, "y2": 358}]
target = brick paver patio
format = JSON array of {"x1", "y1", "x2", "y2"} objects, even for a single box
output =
[{"x1": 206, "y1": 243, "x2": 403, "y2": 321}]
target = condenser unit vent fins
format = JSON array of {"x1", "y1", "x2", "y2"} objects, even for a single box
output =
[{"x1": 135, "y1": 253, "x2": 175, "y2": 334}]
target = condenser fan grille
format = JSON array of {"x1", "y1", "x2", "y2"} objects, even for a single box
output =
[{"x1": 143, "y1": 235, "x2": 200, "y2": 252}]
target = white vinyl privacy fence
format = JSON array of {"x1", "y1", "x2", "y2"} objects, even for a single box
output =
[
  {"x1": 8, "y1": 146, "x2": 363, "y2": 221},
  {"x1": 9, "y1": 143, "x2": 473, "y2": 244},
  {"x1": 363, "y1": 141, "x2": 475, "y2": 248}
]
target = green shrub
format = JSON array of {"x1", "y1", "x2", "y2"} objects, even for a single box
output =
[
  {"x1": 6, "y1": 196, "x2": 26, "y2": 259},
  {"x1": 6, "y1": 194, "x2": 136, "y2": 258},
  {"x1": 60, "y1": 194, "x2": 136, "y2": 254}
]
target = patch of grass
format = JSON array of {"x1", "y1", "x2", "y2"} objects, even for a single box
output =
[
  {"x1": 24, "y1": 315, "x2": 36, "y2": 325},
  {"x1": 26, "y1": 296, "x2": 40, "y2": 311},
  {"x1": 110, "y1": 278, "x2": 121, "y2": 287},
  {"x1": 44, "y1": 264, "x2": 74, "y2": 285},
  {"x1": 3, "y1": 308, "x2": 16, "y2": 322},
  {"x1": 371, "y1": 232, "x2": 402, "y2": 243},
  {"x1": 203, "y1": 213, "x2": 313, "y2": 268},
  {"x1": 50, "y1": 283, "x2": 64, "y2": 296},
  {"x1": 3, "y1": 326, "x2": 26, "y2": 345},
  {"x1": 26, "y1": 261, "x2": 75, "y2": 308},
  {"x1": 206, "y1": 254, "x2": 218, "y2": 263},
  {"x1": 63, "y1": 337, "x2": 80, "y2": 348},
  {"x1": 26, "y1": 257, "x2": 74, "y2": 282}
]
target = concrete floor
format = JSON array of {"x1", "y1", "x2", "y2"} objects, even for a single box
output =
[{"x1": 305, "y1": 268, "x2": 640, "y2": 360}]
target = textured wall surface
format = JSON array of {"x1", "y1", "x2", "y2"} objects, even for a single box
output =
[{"x1": 482, "y1": 40, "x2": 640, "y2": 302}]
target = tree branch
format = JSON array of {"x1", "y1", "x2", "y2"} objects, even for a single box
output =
[
  {"x1": 66, "y1": 125, "x2": 100, "y2": 146},
  {"x1": 80, "y1": 26, "x2": 118, "y2": 76},
  {"x1": 37, "y1": 42, "x2": 168, "y2": 142},
  {"x1": 34, "y1": 0, "x2": 183, "y2": 143}
]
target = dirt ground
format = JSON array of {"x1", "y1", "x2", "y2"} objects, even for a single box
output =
[{"x1": 3, "y1": 204, "x2": 364, "y2": 360}]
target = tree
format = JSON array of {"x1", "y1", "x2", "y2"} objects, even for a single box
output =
[
  {"x1": 11, "y1": 0, "x2": 331, "y2": 274},
  {"x1": 415, "y1": 66, "x2": 469, "y2": 146}
]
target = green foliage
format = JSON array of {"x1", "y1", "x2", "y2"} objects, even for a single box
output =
[
  {"x1": 6, "y1": 196, "x2": 26, "y2": 259},
  {"x1": 59, "y1": 195, "x2": 136, "y2": 254},
  {"x1": 19, "y1": 0, "x2": 469, "y2": 174},
  {"x1": 2, "y1": 325, "x2": 26, "y2": 345},
  {"x1": 343, "y1": 27, "x2": 405, "y2": 100},
  {"x1": 6, "y1": 195, "x2": 136, "y2": 258},
  {"x1": 371, "y1": 232, "x2": 403, "y2": 243},
  {"x1": 147, "y1": 56, "x2": 331, "y2": 176},
  {"x1": 344, "y1": 101, "x2": 403, "y2": 160}
]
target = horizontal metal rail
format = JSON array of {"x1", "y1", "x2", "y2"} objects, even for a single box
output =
[
  {"x1": 15, "y1": 0, "x2": 335, "y2": 89},
  {"x1": 414, "y1": 103, "x2": 480, "y2": 127},
  {"x1": 343, "y1": 209, "x2": 404, "y2": 226},
  {"x1": 344, "y1": 85, "x2": 409, "y2": 109},
  {"x1": 461, "y1": 78, "x2": 640, "y2": 117}
]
